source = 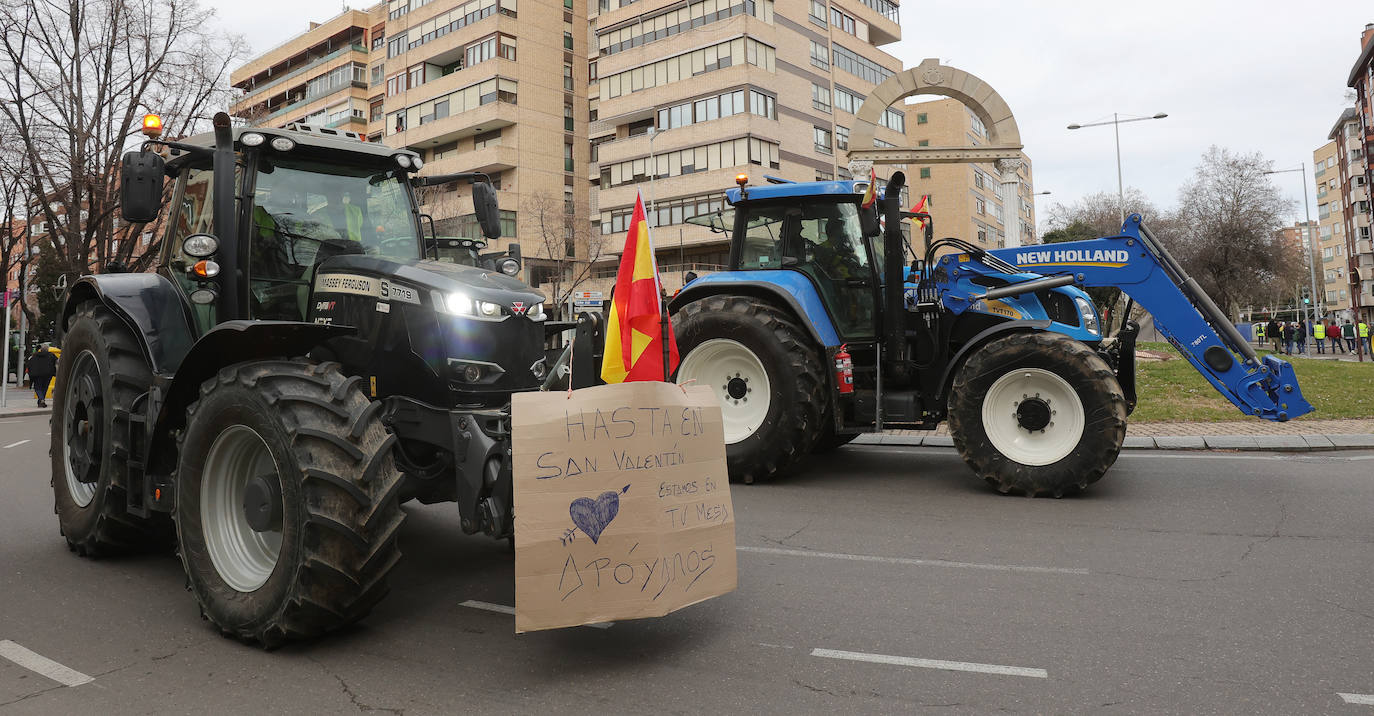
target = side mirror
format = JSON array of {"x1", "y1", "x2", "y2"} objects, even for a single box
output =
[
  {"x1": 120, "y1": 150, "x2": 165, "y2": 224},
  {"x1": 473, "y1": 181, "x2": 501, "y2": 239},
  {"x1": 859, "y1": 205, "x2": 880, "y2": 237}
]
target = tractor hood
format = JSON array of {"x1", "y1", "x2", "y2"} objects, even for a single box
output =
[{"x1": 317, "y1": 254, "x2": 545, "y2": 311}]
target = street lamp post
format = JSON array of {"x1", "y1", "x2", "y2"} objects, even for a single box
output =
[
  {"x1": 1264, "y1": 165, "x2": 1322, "y2": 356},
  {"x1": 1067, "y1": 113, "x2": 1169, "y2": 225}
]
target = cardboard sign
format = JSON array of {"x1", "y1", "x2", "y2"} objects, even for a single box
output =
[{"x1": 512, "y1": 382, "x2": 736, "y2": 633}]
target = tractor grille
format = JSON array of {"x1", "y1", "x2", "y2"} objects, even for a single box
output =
[{"x1": 1036, "y1": 290, "x2": 1079, "y2": 327}]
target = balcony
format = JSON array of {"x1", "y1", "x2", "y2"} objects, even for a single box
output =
[
  {"x1": 1357, "y1": 213, "x2": 1371, "y2": 229},
  {"x1": 1359, "y1": 239, "x2": 1373, "y2": 255},
  {"x1": 424, "y1": 144, "x2": 518, "y2": 176},
  {"x1": 1353, "y1": 185, "x2": 1370, "y2": 203},
  {"x1": 233, "y1": 44, "x2": 368, "y2": 109},
  {"x1": 393, "y1": 100, "x2": 518, "y2": 149},
  {"x1": 254, "y1": 81, "x2": 370, "y2": 126},
  {"x1": 836, "y1": 0, "x2": 900, "y2": 45}
]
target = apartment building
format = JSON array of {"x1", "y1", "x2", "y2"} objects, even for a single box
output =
[
  {"x1": 901, "y1": 97, "x2": 1035, "y2": 250},
  {"x1": 1313, "y1": 135, "x2": 1350, "y2": 317},
  {"x1": 586, "y1": 0, "x2": 908, "y2": 290},
  {"x1": 1345, "y1": 22, "x2": 1374, "y2": 323},
  {"x1": 230, "y1": 10, "x2": 376, "y2": 134}
]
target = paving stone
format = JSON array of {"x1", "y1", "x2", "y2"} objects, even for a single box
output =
[
  {"x1": 1122, "y1": 436, "x2": 1156, "y2": 449},
  {"x1": 852, "y1": 434, "x2": 883, "y2": 445},
  {"x1": 1153, "y1": 436, "x2": 1206, "y2": 450},
  {"x1": 879, "y1": 435, "x2": 923, "y2": 446},
  {"x1": 1203, "y1": 436, "x2": 1260, "y2": 450},
  {"x1": 1327, "y1": 434, "x2": 1374, "y2": 448},
  {"x1": 923, "y1": 436, "x2": 955, "y2": 448}
]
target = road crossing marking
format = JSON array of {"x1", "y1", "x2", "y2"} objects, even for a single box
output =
[
  {"x1": 0, "y1": 640, "x2": 93, "y2": 687},
  {"x1": 1340, "y1": 693, "x2": 1374, "y2": 705},
  {"x1": 2, "y1": 440, "x2": 30, "y2": 449},
  {"x1": 458, "y1": 600, "x2": 613, "y2": 629},
  {"x1": 811, "y1": 647, "x2": 1047, "y2": 678},
  {"x1": 738, "y1": 545, "x2": 1088, "y2": 575}
]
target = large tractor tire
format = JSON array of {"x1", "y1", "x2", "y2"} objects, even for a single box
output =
[
  {"x1": 51, "y1": 301, "x2": 173, "y2": 556},
  {"x1": 948, "y1": 332, "x2": 1127, "y2": 497},
  {"x1": 674, "y1": 296, "x2": 825, "y2": 483},
  {"x1": 173, "y1": 360, "x2": 404, "y2": 647}
]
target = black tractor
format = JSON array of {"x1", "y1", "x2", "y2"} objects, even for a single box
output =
[{"x1": 51, "y1": 113, "x2": 554, "y2": 646}]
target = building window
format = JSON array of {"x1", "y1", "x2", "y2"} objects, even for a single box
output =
[
  {"x1": 564, "y1": 63, "x2": 574, "y2": 90},
  {"x1": 829, "y1": 7, "x2": 855, "y2": 35},
  {"x1": 809, "y1": 41, "x2": 829, "y2": 70},
  {"x1": 811, "y1": 83, "x2": 830, "y2": 113},
  {"x1": 596, "y1": 0, "x2": 771, "y2": 57},
  {"x1": 879, "y1": 108, "x2": 904, "y2": 133},
  {"x1": 831, "y1": 45, "x2": 892, "y2": 85},
  {"x1": 565, "y1": 142, "x2": 574, "y2": 172},
  {"x1": 836, "y1": 125, "x2": 849, "y2": 151},
  {"x1": 917, "y1": 139, "x2": 928, "y2": 147},
  {"x1": 474, "y1": 129, "x2": 502, "y2": 149},
  {"x1": 816, "y1": 170, "x2": 833, "y2": 181},
  {"x1": 917, "y1": 112, "x2": 928, "y2": 124},
  {"x1": 919, "y1": 168, "x2": 930, "y2": 179},
  {"x1": 809, "y1": 0, "x2": 826, "y2": 26},
  {"x1": 814, "y1": 126, "x2": 832, "y2": 155},
  {"x1": 599, "y1": 38, "x2": 774, "y2": 100},
  {"x1": 565, "y1": 102, "x2": 575, "y2": 131},
  {"x1": 976, "y1": 197, "x2": 986, "y2": 215}
]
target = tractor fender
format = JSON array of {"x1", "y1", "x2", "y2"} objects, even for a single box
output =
[
  {"x1": 145, "y1": 320, "x2": 357, "y2": 479},
  {"x1": 935, "y1": 319, "x2": 1052, "y2": 404},
  {"x1": 60, "y1": 274, "x2": 197, "y2": 374},
  {"x1": 668, "y1": 274, "x2": 840, "y2": 349}
]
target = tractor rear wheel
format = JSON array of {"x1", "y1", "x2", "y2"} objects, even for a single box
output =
[
  {"x1": 51, "y1": 301, "x2": 173, "y2": 556},
  {"x1": 674, "y1": 296, "x2": 824, "y2": 483},
  {"x1": 948, "y1": 332, "x2": 1126, "y2": 497},
  {"x1": 174, "y1": 360, "x2": 404, "y2": 647}
]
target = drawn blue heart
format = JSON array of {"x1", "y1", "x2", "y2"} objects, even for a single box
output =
[{"x1": 569, "y1": 490, "x2": 621, "y2": 544}]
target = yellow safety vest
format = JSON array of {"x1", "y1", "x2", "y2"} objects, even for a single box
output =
[
  {"x1": 1314, "y1": 324, "x2": 1325, "y2": 339},
  {"x1": 344, "y1": 203, "x2": 364, "y2": 243},
  {"x1": 1361, "y1": 322, "x2": 1370, "y2": 338}
]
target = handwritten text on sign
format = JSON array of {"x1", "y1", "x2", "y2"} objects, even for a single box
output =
[{"x1": 512, "y1": 382, "x2": 736, "y2": 633}]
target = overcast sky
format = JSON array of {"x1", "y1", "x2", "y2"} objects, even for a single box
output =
[{"x1": 213, "y1": 1, "x2": 1374, "y2": 229}]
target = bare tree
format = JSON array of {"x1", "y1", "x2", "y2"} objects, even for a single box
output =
[
  {"x1": 0, "y1": 0, "x2": 246, "y2": 306},
  {"x1": 1043, "y1": 188, "x2": 1162, "y2": 238},
  {"x1": 522, "y1": 191, "x2": 606, "y2": 314},
  {"x1": 1173, "y1": 146, "x2": 1301, "y2": 319}
]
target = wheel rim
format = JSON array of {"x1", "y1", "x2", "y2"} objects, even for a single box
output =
[
  {"x1": 61, "y1": 350, "x2": 101, "y2": 507},
  {"x1": 981, "y1": 368, "x2": 1085, "y2": 466},
  {"x1": 202, "y1": 426, "x2": 282, "y2": 592},
  {"x1": 677, "y1": 338, "x2": 770, "y2": 444}
]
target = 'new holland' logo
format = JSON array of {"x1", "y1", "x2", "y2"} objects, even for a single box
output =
[{"x1": 1013, "y1": 249, "x2": 1130, "y2": 267}]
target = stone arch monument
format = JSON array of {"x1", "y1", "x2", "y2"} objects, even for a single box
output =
[{"x1": 847, "y1": 58, "x2": 1026, "y2": 205}]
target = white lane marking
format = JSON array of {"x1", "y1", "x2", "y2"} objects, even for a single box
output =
[
  {"x1": 459, "y1": 600, "x2": 613, "y2": 629},
  {"x1": 738, "y1": 545, "x2": 1088, "y2": 575},
  {"x1": 1340, "y1": 693, "x2": 1374, "y2": 705},
  {"x1": 3, "y1": 440, "x2": 31, "y2": 449},
  {"x1": 0, "y1": 640, "x2": 94, "y2": 687},
  {"x1": 812, "y1": 648, "x2": 1047, "y2": 678}
]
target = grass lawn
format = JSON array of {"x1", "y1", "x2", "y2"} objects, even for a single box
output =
[{"x1": 1131, "y1": 341, "x2": 1374, "y2": 422}]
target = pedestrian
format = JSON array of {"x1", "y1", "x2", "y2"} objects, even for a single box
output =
[
  {"x1": 1343, "y1": 320, "x2": 1357, "y2": 352},
  {"x1": 1296, "y1": 318, "x2": 1307, "y2": 354},
  {"x1": 26, "y1": 347, "x2": 57, "y2": 409},
  {"x1": 1361, "y1": 320, "x2": 1371, "y2": 354},
  {"x1": 1282, "y1": 322, "x2": 1296, "y2": 355},
  {"x1": 1313, "y1": 319, "x2": 1326, "y2": 354},
  {"x1": 1329, "y1": 319, "x2": 1345, "y2": 353},
  {"x1": 1266, "y1": 317, "x2": 1281, "y2": 353}
]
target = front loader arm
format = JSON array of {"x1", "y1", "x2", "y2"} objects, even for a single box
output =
[{"x1": 986, "y1": 214, "x2": 1312, "y2": 422}]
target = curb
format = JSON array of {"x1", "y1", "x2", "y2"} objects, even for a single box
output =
[
  {"x1": 854, "y1": 433, "x2": 1374, "y2": 452},
  {"x1": 0, "y1": 408, "x2": 50, "y2": 419}
]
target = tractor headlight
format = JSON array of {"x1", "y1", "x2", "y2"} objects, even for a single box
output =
[
  {"x1": 240, "y1": 132, "x2": 266, "y2": 147},
  {"x1": 1074, "y1": 296, "x2": 1100, "y2": 335},
  {"x1": 182, "y1": 233, "x2": 219, "y2": 258},
  {"x1": 527, "y1": 302, "x2": 547, "y2": 321},
  {"x1": 395, "y1": 154, "x2": 413, "y2": 170},
  {"x1": 496, "y1": 257, "x2": 520, "y2": 276},
  {"x1": 270, "y1": 136, "x2": 296, "y2": 152},
  {"x1": 434, "y1": 291, "x2": 506, "y2": 320}
]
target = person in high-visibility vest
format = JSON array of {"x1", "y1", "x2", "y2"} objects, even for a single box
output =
[
  {"x1": 1313, "y1": 320, "x2": 1326, "y2": 354},
  {"x1": 1360, "y1": 321, "x2": 1371, "y2": 353}
]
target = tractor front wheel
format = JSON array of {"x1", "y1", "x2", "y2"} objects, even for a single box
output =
[
  {"x1": 674, "y1": 296, "x2": 824, "y2": 483},
  {"x1": 948, "y1": 332, "x2": 1127, "y2": 497},
  {"x1": 174, "y1": 360, "x2": 404, "y2": 647}
]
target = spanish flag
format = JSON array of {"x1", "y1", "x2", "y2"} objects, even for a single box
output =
[
  {"x1": 910, "y1": 194, "x2": 929, "y2": 231},
  {"x1": 600, "y1": 191, "x2": 679, "y2": 383},
  {"x1": 860, "y1": 167, "x2": 878, "y2": 209}
]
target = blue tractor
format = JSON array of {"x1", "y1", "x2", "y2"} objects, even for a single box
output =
[{"x1": 668, "y1": 171, "x2": 1312, "y2": 495}]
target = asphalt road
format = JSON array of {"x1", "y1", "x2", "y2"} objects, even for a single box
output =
[{"x1": 1, "y1": 412, "x2": 1371, "y2": 715}]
